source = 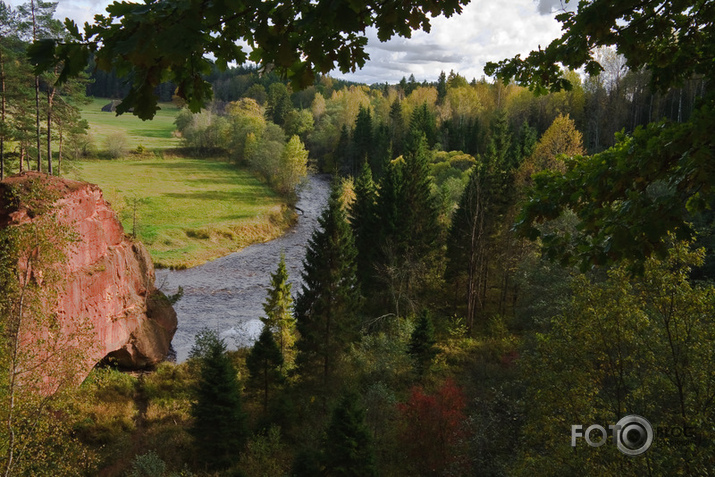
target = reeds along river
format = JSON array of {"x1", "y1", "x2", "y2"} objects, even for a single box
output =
[{"x1": 156, "y1": 175, "x2": 331, "y2": 362}]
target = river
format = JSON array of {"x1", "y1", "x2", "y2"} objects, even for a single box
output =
[{"x1": 155, "y1": 175, "x2": 331, "y2": 362}]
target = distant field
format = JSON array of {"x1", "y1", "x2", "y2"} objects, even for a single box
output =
[
  {"x1": 69, "y1": 157, "x2": 292, "y2": 269},
  {"x1": 79, "y1": 97, "x2": 182, "y2": 150}
]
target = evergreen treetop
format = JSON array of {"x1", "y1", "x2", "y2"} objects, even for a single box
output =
[
  {"x1": 189, "y1": 329, "x2": 248, "y2": 471},
  {"x1": 294, "y1": 179, "x2": 362, "y2": 385}
]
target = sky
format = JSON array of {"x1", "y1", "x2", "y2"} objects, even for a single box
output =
[{"x1": 7, "y1": 0, "x2": 575, "y2": 85}]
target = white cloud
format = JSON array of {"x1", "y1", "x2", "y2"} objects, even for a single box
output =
[
  {"x1": 9, "y1": 0, "x2": 566, "y2": 86},
  {"x1": 333, "y1": 0, "x2": 564, "y2": 84}
]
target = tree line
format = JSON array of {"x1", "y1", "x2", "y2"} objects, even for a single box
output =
[{"x1": 0, "y1": 0, "x2": 89, "y2": 180}]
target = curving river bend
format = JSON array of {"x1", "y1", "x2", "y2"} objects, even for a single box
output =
[{"x1": 155, "y1": 175, "x2": 331, "y2": 362}]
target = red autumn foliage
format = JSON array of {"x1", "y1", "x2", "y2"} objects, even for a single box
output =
[{"x1": 397, "y1": 378, "x2": 467, "y2": 475}]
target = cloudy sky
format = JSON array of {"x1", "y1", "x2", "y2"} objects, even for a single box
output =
[{"x1": 7, "y1": 0, "x2": 574, "y2": 85}]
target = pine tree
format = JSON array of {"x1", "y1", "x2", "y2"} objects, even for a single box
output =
[
  {"x1": 408, "y1": 310, "x2": 438, "y2": 376},
  {"x1": 246, "y1": 324, "x2": 284, "y2": 413},
  {"x1": 261, "y1": 253, "x2": 295, "y2": 370},
  {"x1": 322, "y1": 392, "x2": 377, "y2": 477},
  {"x1": 189, "y1": 329, "x2": 248, "y2": 471},
  {"x1": 294, "y1": 180, "x2": 362, "y2": 387}
]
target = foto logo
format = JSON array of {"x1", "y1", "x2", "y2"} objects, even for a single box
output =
[{"x1": 571, "y1": 415, "x2": 653, "y2": 456}]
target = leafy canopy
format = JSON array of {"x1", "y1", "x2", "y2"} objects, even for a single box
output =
[{"x1": 29, "y1": 0, "x2": 469, "y2": 119}]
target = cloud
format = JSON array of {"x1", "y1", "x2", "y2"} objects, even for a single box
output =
[
  {"x1": 334, "y1": 0, "x2": 563, "y2": 84},
  {"x1": 536, "y1": 0, "x2": 578, "y2": 15}
]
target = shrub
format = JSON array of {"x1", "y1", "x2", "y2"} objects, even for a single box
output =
[
  {"x1": 104, "y1": 131, "x2": 129, "y2": 158},
  {"x1": 128, "y1": 451, "x2": 166, "y2": 477}
]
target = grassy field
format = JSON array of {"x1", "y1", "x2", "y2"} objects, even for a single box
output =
[
  {"x1": 79, "y1": 97, "x2": 182, "y2": 150},
  {"x1": 69, "y1": 157, "x2": 292, "y2": 269}
]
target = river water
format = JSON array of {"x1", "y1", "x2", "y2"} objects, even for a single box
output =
[{"x1": 155, "y1": 175, "x2": 331, "y2": 362}]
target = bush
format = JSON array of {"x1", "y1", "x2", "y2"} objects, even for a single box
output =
[
  {"x1": 104, "y1": 131, "x2": 129, "y2": 158},
  {"x1": 128, "y1": 451, "x2": 166, "y2": 477}
]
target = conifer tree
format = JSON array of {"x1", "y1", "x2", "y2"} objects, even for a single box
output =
[
  {"x1": 370, "y1": 136, "x2": 443, "y2": 315},
  {"x1": 247, "y1": 324, "x2": 284, "y2": 413},
  {"x1": 408, "y1": 310, "x2": 438, "y2": 376},
  {"x1": 261, "y1": 253, "x2": 295, "y2": 369},
  {"x1": 350, "y1": 162, "x2": 379, "y2": 294},
  {"x1": 436, "y1": 70, "x2": 447, "y2": 104},
  {"x1": 446, "y1": 112, "x2": 517, "y2": 332},
  {"x1": 337, "y1": 124, "x2": 351, "y2": 175},
  {"x1": 371, "y1": 122, "x2": 391, "y2": 179},
  {"x1": 399, "y1": 135, "x2": 441, "y2": 258},
  {"x1": 351, "y1": 105, "x2": 373, "y2": 176},
  {"x1": 322, "y1": 392, "x2": 377, "y2": 477},
  {"x1": 513, "y1": 120, "x2": 537, "y2": 166},
  {"x1": 407, "y1": 102, "x2": 437, "y2": 149},
  {"x1": 294, "y1": 180, "x2": 362, "y2": 387},
  {"x1": 388, "y1": 99, "x2": 405, "y2": 158},
  {"x1": 189, "y1": 329, "x2": 248, "y2": 471}
]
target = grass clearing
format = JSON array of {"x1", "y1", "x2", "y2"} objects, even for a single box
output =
[
  {"x1": 79, "y1": 97, "x2": 182, "y2": 150},
  {"x1": 69, "y1": 157, "x2": 293, "y2": 269}
]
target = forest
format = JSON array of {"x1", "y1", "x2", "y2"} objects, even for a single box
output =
[{"x1": 2, "y1": 0, "x2": 715, "y2": 476}]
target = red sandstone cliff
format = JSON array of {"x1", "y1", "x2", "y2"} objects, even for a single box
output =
[{"x1": 0, "y1": 172, "x2": 177, "y2": 376}]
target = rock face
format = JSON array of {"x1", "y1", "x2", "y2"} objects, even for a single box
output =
[{"x1": 0, "y1": 172, "x2": 177, "y2": 373}]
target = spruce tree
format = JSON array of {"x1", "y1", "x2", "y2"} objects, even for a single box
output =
[
  {"x1": 446, "y1": 112, "x2": 517, "y2": 332},
  {"x1": 408, "y1": 310, "x2": 438, "y2": 376},
  {"x1": 294, "y1": 180, "x2": 362, "y2": 386},
  {"x1": 189, "y1": 329, "x2": 248, "y2": 471},
  {"x1": 350, "y1": 162, "x2": 379, "y2": 294},
  {"x1": 373, "y1": 135, "x2": 442, "y2": 315},
  {"x1": 407, "y1": 102, "x2": 437, "y2": 149},
  {"x1": 388, "y1": 99, "x2": 405, "y2": 157},
  {"x1": 371, "y1": 122, "x2": 391, "y2": 179},
  {"x1": 399, "y1": 135, "x2": 441, "y2": 259},
  {"x1": 337, "y1": 124, "x2": 351, "y2": 175},
  {"x1": 247, "y1": 324, "x2": 284, "y2": 413},
  {"x1": 322, "y1": 392, "x2": 377, "y2": 477},
  {"x1": 261, "y1": 253, "x2": 295, "y2": 369},
  {"x1": 351, "y1": 105, "x2": 373, "y2": 175},
  {"x1": 436, "y1": 70, "x2": 447, "y2": 104},
  {"x1": 513, "y1": 120, "x2": 537, "y2": 166}
]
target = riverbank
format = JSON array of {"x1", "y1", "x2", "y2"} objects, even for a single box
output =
[
  {"x1": 157, "y1": 175, "x2": 331, "y2": 362},
  {"x1": 69, "y1": 157, "x2": 292, "y2": 269}
]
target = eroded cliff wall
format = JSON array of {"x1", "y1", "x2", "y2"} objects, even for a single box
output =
[{"x1": 0, "y1": 172, "x2": 177, "y2": 377}]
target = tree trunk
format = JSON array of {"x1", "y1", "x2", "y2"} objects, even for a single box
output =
[
  {"x1": 466, "y1": 173, "x2": 485, "y2": 334},
  {"x1": 35, "y1": 75, "x2": 41, "y2": 171},
  {"x1": 31, "y1": 0, "x2": 41, "y2": 171},
  {"x1": 0, "y1": 47, "x2": 5, "y2": 180},
  {"x1": 46, "y1": 88, "x2": 55, "y2": 175},
  {"x1": 57, "y1": 126, "x2": 63, "y2": 176}
]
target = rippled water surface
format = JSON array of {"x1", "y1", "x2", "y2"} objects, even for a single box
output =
[{"x1": 156, "y1": 175, "x2": 331, "y2": 362}]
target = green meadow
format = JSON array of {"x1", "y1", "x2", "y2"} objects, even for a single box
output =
[
  {"x1": 79, "y1": 97, "x2": 182, "y2": 150},
  {"x1": 72, "y1": 98, "x2": 292, "y2": 269},
  {"x1": 70, "y1": 158, "x2": 291, "y2": 269}
]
